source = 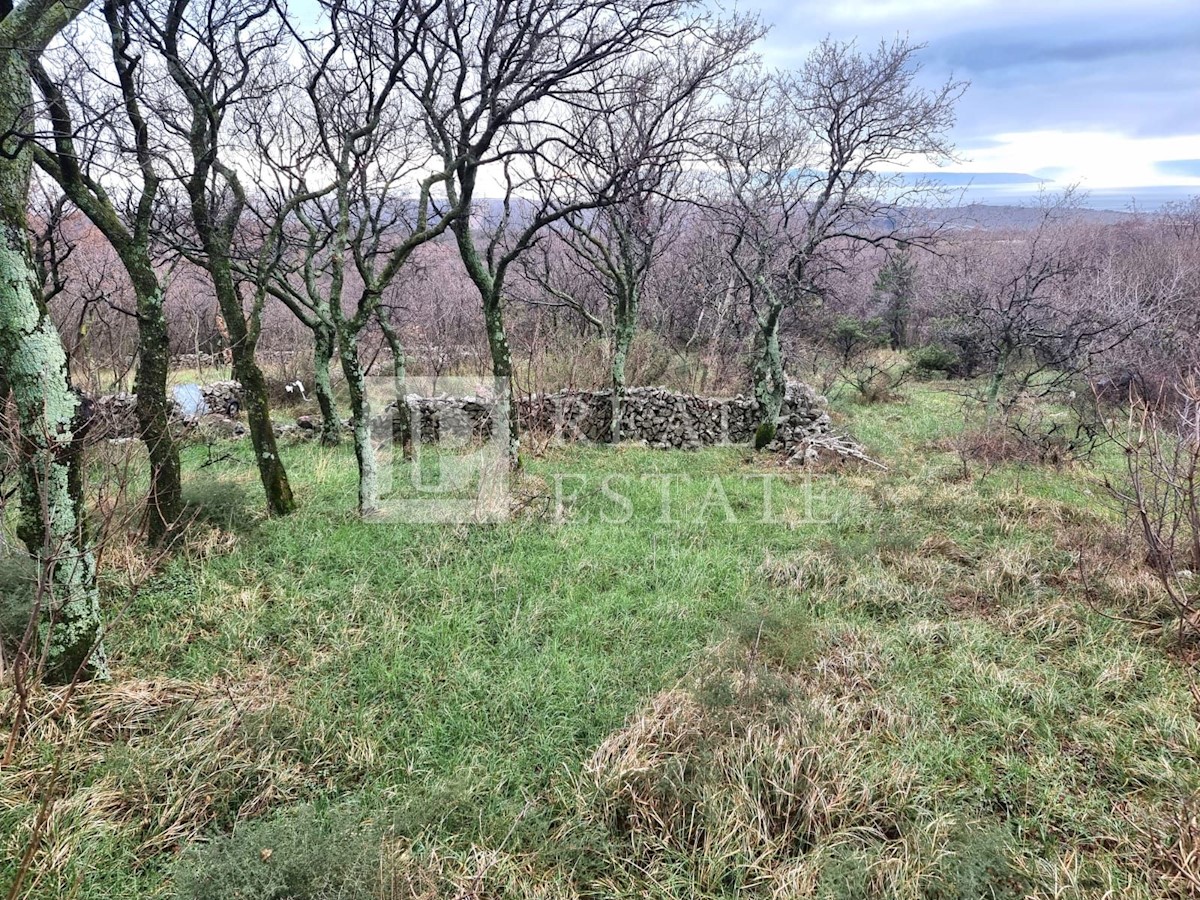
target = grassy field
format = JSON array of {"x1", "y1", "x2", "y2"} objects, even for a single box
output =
[{"x1": 3, "y1": 384, "x2": 1199, "y2": 898}]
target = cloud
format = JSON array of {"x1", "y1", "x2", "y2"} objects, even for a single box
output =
[
  {"x1": 739, "y1": 0, "x2": 1200, "y2": 191},
  {"x1": 939, "y1": 131, "x2": 1200, "y2": 190}
]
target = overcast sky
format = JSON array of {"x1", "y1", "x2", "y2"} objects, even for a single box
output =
[{"x1": 742, "y1": 0, "x2": 1200, "y2": 195}]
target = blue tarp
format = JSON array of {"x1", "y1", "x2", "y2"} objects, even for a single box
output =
[{"x1": 172, "y1": 383, "x2": 209, "y2": 417}]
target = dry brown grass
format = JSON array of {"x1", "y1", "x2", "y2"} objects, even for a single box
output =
[
  {"x1": 1, "y1": 672, "x2": 321, "y2": 886},
  {"x1": 373, "y1": 841, "x2": 581, "y2": 900},
  {"x1": 759, "y1": 549, "x2": 851, "y2": 595},
  {"x1": 563, "y1": 636, "x2": 1002, "y2": 899}
]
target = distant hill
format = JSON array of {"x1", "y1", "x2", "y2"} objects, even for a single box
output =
[{"x1": 937, "y1": 203, "x2": 1133, "y2": 228}]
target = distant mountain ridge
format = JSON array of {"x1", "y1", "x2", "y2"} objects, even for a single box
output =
[{"x1": 940, "y1": 203, "x2": 1132, "y2": 228}]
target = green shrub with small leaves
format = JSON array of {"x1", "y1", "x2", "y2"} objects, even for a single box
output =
[
  {"x1": 910, "y1": 343, "x2": 960, "y2": 378},
  {"x1": 173, "y1": 805, "x2": 380, "y2": 900},
  {"x1": 827, "y1": 315, "x2": 886, "y2": 365}
]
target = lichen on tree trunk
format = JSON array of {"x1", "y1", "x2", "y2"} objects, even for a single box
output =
[
  {"x1": 175, "y1": 218, "x2": 293, "y2": 519},
  {"x1": 454, "y1": 221, "x2": 520, "y2": 468},
  {"x1": 232, "y1": 348, "x2": 295, "y2": 517},
  {"x1": 338, "y1": 333, "x2": 379, "y2": 516},
  {"x1": 752, "y1": 305, "x2": 786, "y2": 449},
  {"x1": 204, "y1": 257, "x2": 295, "y2": 516},
  {"x1": 377, "y1": 313, "x2": 411, "y2": 459},
  {"x1": 133, "y1": 282, "x2": 183, "y2": 545},
  {"x1": 609, "y1": 285, "x2": 639, "y2": 444},
  {"x1": 312, "y1": 323, "x2": 341, "y2": 447},
  {"x1": 0, "y1": 48, "x2": 106, "y2": 680},
  {"x1": 483, "y1": 295, "x2": 520, "y2": 467}
]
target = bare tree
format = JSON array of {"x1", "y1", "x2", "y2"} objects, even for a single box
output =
[
  {"x1": 1100, "y1": 380, "x2": 1200, "y2": 644},
  {"x1": 231, "y1": 69, "x2": 340, "y2": 445},
  {"x1": 31, "y1": 182, "x2": 144, "y2": 392},
  {"x1": 933, "y1": 193, "x2": 1130, "y2": 419},
  {"x1": 523, "y1": 22, "x2": 758, "y2": 442},
  {"x1": 1098, "y1": 199, "x2": 1200, "y2": 396},
  {"x1": 405, "y1": 0, "x2": 712, "y2": 463},
  {"x1": 0, "y1": 0, "x2": 106, "y2": 681},
  {"x1": 710, "y1": 39, "x2": 962, "y2": 444},
  {"x1": 244, "y1": 0, "x2": 464, "y2": 516},
  {"x1": 32, "y1": 0, "x2": 184, "y2": 544},
  {"x1": 137, "y1": 0, "x2": 297, "y2": 515}
]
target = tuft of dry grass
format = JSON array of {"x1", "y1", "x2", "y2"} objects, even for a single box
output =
[
  {"x1": 759, "y1": 549, "x2": 850, "y2": 595},
  {"x1": 1156, "y1": 800, "x2": 1200, "y2": 898},
  {"x1": 1, "y1": 673, "x2": 321, "y2": 887},
  {"x1": 565, "y1": 637, "x2": 1010, "y2": 899}
]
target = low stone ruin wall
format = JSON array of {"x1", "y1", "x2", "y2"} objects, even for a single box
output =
[
  {"x1": 91, "y1": 381, "x2": 244, "y2": 440},
  {"x1": 171, "y1": 351, "x2": 297, "y2": 370},
  {"x1": 90, "y1": 381, "x2": 832, "y2": 453},
  {"x1": 379, "y1": 382, "x2": 830, "y2": 452},
  {"x1": 201, "y1": 381, "x2": 244, "y2": 416},
  {"x1": 517, "y1": 383, "x2": 829, "y2": 451}
]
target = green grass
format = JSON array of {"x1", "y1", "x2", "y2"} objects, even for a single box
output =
[{"x1": 3, "y1": 383, "x2": 1198, "y2": 898}]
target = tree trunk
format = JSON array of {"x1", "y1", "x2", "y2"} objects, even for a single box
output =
[
  {"x1": 985, "y1": 343, "x2": 1010, "y2": 426},
  {"x1": 210, "y1": 261, "x2": 295, "y2": 516},
  {"x1": 338, "y1": 331, "x2": 378, "y2": 516},
  {"x1": 0, "y1": 54, "x2": 105, "y2": 682},
  {"x1": 132, "y1": 280, "x2": 183, "y2": 545},
  {"x1": 312, "y1": 322, "x2": 341, "y2": 446},
  {"x1": 483, "y1": 292, "x2": 519, "y2": 466},
  {"x1": 752, "y1": 305, "x2": 786, "y2": 449},
  {"x1": 610, "y1": 288, "x2": 638, "y2": 444},
  {"x1": 378, "y1": 314, "x2": 411, "y2": 459}
]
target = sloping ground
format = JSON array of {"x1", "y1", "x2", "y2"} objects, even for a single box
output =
[{"x1": 3, "y1": 385, "x2": 1198, "y2": 898}]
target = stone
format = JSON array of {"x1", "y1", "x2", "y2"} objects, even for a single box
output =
[{"x1": 90, "y1": 378, "x2": 845, "y2": 456}]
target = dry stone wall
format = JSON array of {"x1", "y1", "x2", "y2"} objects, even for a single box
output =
[
  {"x1": 201, "y1": 381, "x2": 243, "y2": 416},
  {"x1": 90, "y1": 381, "x2": 246, "y2": 441},
  {"x1": 89, "y1": 381, "x2": 832, "y2": 453},
  {"x1": 171, "y1": 351, "x2": 297, "y2": 370},
  {"x1": 517, "y1": 382, "x2": 830, "y2": 451}
]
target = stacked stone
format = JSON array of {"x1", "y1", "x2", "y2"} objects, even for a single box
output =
[
  {"x1": 172, "y1": 353, "x2": 220, "y2": 369},
  {"x1": 91, "y1": 392, "x2": 140, "y2": 440},
  {"x1": 88, "y1": 382, "x2": 244, "y2": 442},
  {"x1": 172, "y1": 350, "x2": 296, "y2": 369},
  {"x1": 764, "y1": 382, "x2": 834, "y2": 452},
  {"x1": 372, "y1": 395, "x2": 497, "y2": 443},
  {"x1": 200, "y1": 381, "x2": 243, "y2": 417},
  {"x1": 90, "y1": 380, "x2": 832, "y2": 454},
  {"x1": 521, "y1": 383, "x2": 830, "y2": 452}
]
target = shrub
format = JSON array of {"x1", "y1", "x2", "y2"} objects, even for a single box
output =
[
  {"x1": 838, "y1": 351, "x2": 912, "y2": 404},
  {"x1": 929, "y1": 317, "x2": 988, "y2": 378},
  {"x1": 910, "y1": 343, "x2": 959, "y2": 378},
  {"x1": 1099, "y1": 383, "x2": 1200, "y2": 645},
  {"x1": 826, "y1": 315, "x2": 885, "y2": 366},
  {"x1": 173, "y1": 804, "x2": 380, "y2": 900}
]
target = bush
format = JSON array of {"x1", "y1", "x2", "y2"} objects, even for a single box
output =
[
  {"x1": 826, "y1": 315, "x2": 885, "y2": 365},
  {"x1": 929, "y1": 317, "x2": 988, "y2": 378},
  {"x1": 910, "y1": 343, "x2": 959, "y2": 378},
  {"x1": 838, "y1": 351, "x2": 912, "y2": 404},
  {"x1": 173, "y1": 804, "x2": 381, "y2": 900}
]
